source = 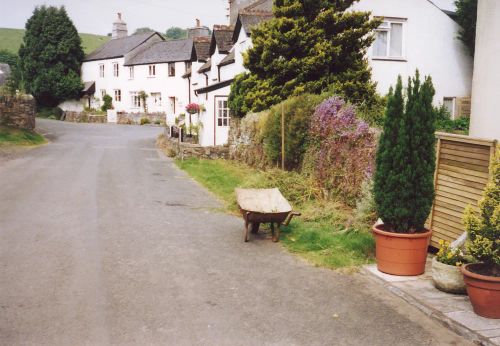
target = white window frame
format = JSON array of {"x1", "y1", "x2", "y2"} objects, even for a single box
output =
[
  {"x1": 372, "y1": 18, "x2": 406, "y2": 60},
  {"x1": 113, "y1": 62, "x2": 119, "y2": 77},
  {"x1": 148, "y1": 65, "x2": 156, "y2": 77},
  {"x1": 216, "y1": 97, "x2": 229, "y2": 127},
  {"x1": 99, "y1": 64, "x2": 104, "y2": 78},
  {"x1": 151, "y1": 92, "x2": 162, "y2": 106},
  {"x1": 130, "y1": 91, "x2": 141, "y2": 108},
  {"x1": 114, "y1": 89, "x2": 121, "y2": 102},
  {"x1": 129, "y1": 66, "x2": 134, "y2": 79},
  {"x1": 443, "y1": 97, "x2": 456, "y2": 119},
  {"x1": 100, "y1": 89, "x2": 106, "y2": 98}
]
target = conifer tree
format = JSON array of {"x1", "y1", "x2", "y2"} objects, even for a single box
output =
[
  {"x1": 229, "y1": 0, "x2": 381, "y2": 113},
  {"x1": 19, "y1": 5, "x2": 84, "y2": 106},
  {"x1": 373, "y1": 72, "x2": 436, "y2": 232}
]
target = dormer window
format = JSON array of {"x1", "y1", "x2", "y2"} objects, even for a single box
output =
[
  {"x1": 113, "y1": 63, "x2": 119, "y2": 77},
  {"x1": 373, "y1": 19, "x2": 405, "y2": 59},
  {"x1": 99, "y1": 64, "x2": 104, "y2": 78},
  {"x1": 149, "y1": 65, "x2": 156, "y2": 77},
  {"x1": 168, "y1": 62, "x2": 175, "y2": 77}
]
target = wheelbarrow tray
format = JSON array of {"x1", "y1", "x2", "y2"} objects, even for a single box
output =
[{"x1": 235, "y1": 188, "x2": 292, "y2": 222}]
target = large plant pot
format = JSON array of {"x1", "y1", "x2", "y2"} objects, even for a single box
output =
[
  {"x1": 431, "y1": 257, "x2": 466, "y2": 294},
  {"x1": 462, "y1": 263, "x2": 500, "y2": 319},
  {"x1": 372, "y1": 224, "x2": 432, "y2": 276}
]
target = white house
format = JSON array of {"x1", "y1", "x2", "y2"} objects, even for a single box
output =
[{"x1": 352, "y1": 0, "x2": 473, "y2": 118}]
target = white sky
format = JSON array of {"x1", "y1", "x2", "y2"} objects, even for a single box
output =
[{"x1": 0, "y1": 0, "x2": 229, "y2": 35}]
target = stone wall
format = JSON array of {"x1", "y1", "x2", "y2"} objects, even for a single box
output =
[
  {"x1": 118, "y1": 112, "x2": 166, "y2": 125},
  {"x1": 64, "y1": 111, "x2": 107, "y2": 123},
  {"x1": 157, "y1": 133, "x2": 229, "y2": 160},
  {"x1": 0, "y1": 94, "x2": 36, "y2": 130}
]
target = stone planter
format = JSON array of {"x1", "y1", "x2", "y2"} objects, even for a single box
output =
[{"x1": 431, "y1": 257, "x2": 466, "y2": 294}]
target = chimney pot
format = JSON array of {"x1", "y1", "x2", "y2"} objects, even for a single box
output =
[
  {"x1": 196, "y1": 19, "x2": 200, "y2": 27},
  {"x1": 118, "y1": 12, "x2": 122, "y2": 20}
]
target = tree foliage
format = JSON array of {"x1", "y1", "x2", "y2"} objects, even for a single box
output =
[
  {"x1": 229, "y1": 0, "x2": 381, "y2": 114},
  {"x1": 18, "y1": 5, "x2": 84, "y2": 106},
  {"x1": 134, "y1": 27, "x2": 155, "y2": 35},
  {"x1": 101, "y1": 94, "x2": 113, "y2": 112},
  {"x1": 165, "y1": 27, "x2": 187, "y2": 40},
  {"x1": 455, "y1": 0, "x2": 477, "y2": 56},
  {"x1": 464, "y1": 148, "x2": 500, "y2": 268},
  {"x1": 373, "y1": 72, "x2": 437, "y2": 232}
]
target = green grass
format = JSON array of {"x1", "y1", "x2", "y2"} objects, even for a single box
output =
[
  {"x1": 0, "y1": 28, "x2": 110, "y2": 54},
  {"x1": 0, "y1": 125, "x2": 46, "y2": 146},
  {"x1": 175, "y1": 158, "x2": 375, "y2": 269}
]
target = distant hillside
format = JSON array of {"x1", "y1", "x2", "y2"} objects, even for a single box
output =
[{"x1": 0, "y1": 28, "x2": 110, "y2": 55}]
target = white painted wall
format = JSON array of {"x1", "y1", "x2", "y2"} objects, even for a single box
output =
[
  {"x1": 196, "y1": 84, "x2": 231, "y2": 147},
  {"x1": 59, "y1": 99, "x2": 85, "y2": 112},
  {"x1": 353, "y1": 0, "x2": 473, "y2": 107},
  {"x1": 469, "y1": 0, "x2": 500, "y2": 140}
]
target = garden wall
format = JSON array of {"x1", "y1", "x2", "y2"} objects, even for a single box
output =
[
  {"x1": 64, "y1": 111, "x2": 107, "y2": 123},
  {"x1": 0, "y1": 94, "x2": 36, "y2": 130},
  {"x1": 157, "y1": 134, "x2": 229, "y2": 160},
  {"x1": 117, "y1": 112, "x2": 166, "y2": 125}
]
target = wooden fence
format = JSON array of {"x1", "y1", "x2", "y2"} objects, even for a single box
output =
[{"x1": 428, "y1": 132, "x2": 497, "y2": 248}]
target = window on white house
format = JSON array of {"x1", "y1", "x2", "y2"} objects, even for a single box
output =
[
  {"x1": 216, "y1": 98, "x2": 229, "y2": 127},
  {"x1": 113, "y1": 63, "x2": 119, "y2": 77},
  {"x1": 443, "y1": 97, "x2": 456, "y2": 118},
  {"x1": 151, "y1": 92, "x2": 162, "y2": 106},
  {"x1": 101, "y1": 89, "x2": 106, "y2": 98},
  {"x1": 149, "y1": 65, "x2": 156, "y2": 77},
  {"x1": 169, "y1": 96, "x2": 176, "y2": 113},
  {"x1": 129, "y1": 66, "x2": 134, "y2": 79},
  {"x1": 99, "y1": 64, "x2": 104, "y2": 78},
  {"x1": 373, "y1": 20, "x2": 405, "y2": 58},
  {"x1": 130, "y1": 91, "x2": 141, "y2": 108},
  {"x1": 185, "y1": 61, "x2": 191, "y2": 72},
  {"x1": 168, "y1": 62, "x2": 175, "y2": 77},
  {"x1": 114, "y1": 89, "x2": 121, "y2": 102}
]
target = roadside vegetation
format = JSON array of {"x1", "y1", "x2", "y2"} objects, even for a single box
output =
[{"x1": 0, "y1": 125, "x2": 45, "y2": 146}]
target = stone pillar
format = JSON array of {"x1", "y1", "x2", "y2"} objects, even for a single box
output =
[{"x1": 469, "y1": 0, "x2": 500, "y2": 140}]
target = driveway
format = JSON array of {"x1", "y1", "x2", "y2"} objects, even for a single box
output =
[{"x1": 0, "y1": 119, "x2": 470, "y2": 345}]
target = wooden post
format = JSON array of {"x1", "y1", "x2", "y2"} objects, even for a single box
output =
[{"x1": 281, "y1": 103, "x2": 285, "y2": 170}]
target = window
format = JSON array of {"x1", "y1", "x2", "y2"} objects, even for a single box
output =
[
  {"x1": 101, "y1": 89, "x2": 106, "y2": 98},
  {"x1": 129, "y1": 66, "x2": 134, "y2": 79},
  {"x1": 113, "y1": 63, "x2": 119, "y2": 77},
  {"x1": 169, "y1": 96, "x2": 176, "y2": 113},
  {"x1": 99, "y1": 64, "x2": 104, "y2": 78},
  {"x1": 216, "y1": 98, "x2": 229, "y2": 127},
  {"x1": 168, "y1": 62, "x2": 176, "y2": 77},
  {"x1": 114, "y1": 89, "x2": 121, "y2": 102},
  {"x1": 151, "y1": 92, "x2": 162, "y2": 106},
  {"x1": 185, "y1": 61, "x2": 192, "y2": 72},
  {"x1": 130, "y1": 91, "x2": 141, "y2": 108},
  {"x1": 149, "y1": 65, "x2": 156, "y2": 77},
  {"x1": 373, "y1": 20, "x2": 405, "y2": 58},
  {"x1": 443, "y1": 97, "x2": 456, "y2": 118}
]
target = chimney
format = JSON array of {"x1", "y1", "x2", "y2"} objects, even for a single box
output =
[
  {"x1": 196, "y1": 18, "x2": 200, "y2": 27},
  {"x1": 112, "y1": 12, "x2": 128, "y2": 39}
]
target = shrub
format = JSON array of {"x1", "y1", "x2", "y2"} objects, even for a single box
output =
[
  {"x1": 434, "y1": 105, "x2": 470, "y2": 134},
  {"x1": 373, "y1": 72, "x2": 436, "y2": 232},
  {"x1": 356, "y1": 94, "x2": 387, "y2": 128},
  {"x1": 37, "y1": 106, "x2": 63, "y2": 119},
  {"x1": 463, "y1": 148, "x2": 500, "y2": 269},
  {"x1": 140, "y1": 117, "x2": 151, "y2": 125},
  {"x1": 262, "y1": 93, "x2": 325, "y2": 170},
  {"x1": 436, "y1": 240, "x2": 465, "y2": 266},
  {"x1": 303, "y1": 96, "x2": 377, "y2": 206},
  {"x1": 101, "y1": 94, "x2": 113, "y2": 112}
]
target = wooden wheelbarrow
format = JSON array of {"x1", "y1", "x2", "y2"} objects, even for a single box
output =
[{"x1": 235, "y1": 188, "x2": 301, "y2": 242}]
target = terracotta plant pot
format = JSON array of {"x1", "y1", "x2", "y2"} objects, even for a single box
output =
[
  {"x1": 372, "y1": 224, "x2": 432, "y2": 276},
  {"x1": 431, "y1": 257, "x2": 466, "y2": 294},
  {"x1": 462, "y1": 263, "x2": 500, "y2": 319}
]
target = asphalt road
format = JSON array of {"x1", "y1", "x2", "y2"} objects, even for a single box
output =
[{"x1": 0, "y1": 119, "x2": 470, "y2": 345}]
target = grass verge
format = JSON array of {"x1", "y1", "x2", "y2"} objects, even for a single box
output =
[
  {"x1": 0, "y1": 125, "x2": 46, "y2": 146},
  {"x1": 175, "y1": 158, "x2": 375, "y2": 269}
]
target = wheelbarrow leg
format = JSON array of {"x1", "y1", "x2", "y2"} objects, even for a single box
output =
[
  {"x1": 251, "y1": 222, "x2": 260, "y2": 234},
  {"x1": 272, "y1": 224, "x2": 281, "y2": 242},
  {"x1": 244, "y1": 221, "x2": 252, "y2": 242},
  {"x1": 270, "y1": 223, "x2": 275, "y2": 238}
]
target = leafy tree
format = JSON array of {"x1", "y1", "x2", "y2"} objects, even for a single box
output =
[
  {"x1": 134, "y1": 27, "x2": 155, "y2": 35},
  {"x1": 0, "y1": 50, "x2": 18, "y2": 67},
  {"x1": 0, "y1": 50, "x2": 22, "y2": 93},
  {"x1": 165, "y1": 27, "x2": 187, "y2": 40},
  {"x1": 18, "y1": 5, "x2": 84, "y2": 106},
  {"x1": 229, "y1": 0, "x2": 381, "y2": 114},
  {"x1": 373, "y1": 72, "x2": 436, "y2": 232},
  {"x1": 455, "y1": 0, "x2": 477, "y2": 56},
  {"x1": 101, "y1": 94, "x2": 113, "y2": 112}
]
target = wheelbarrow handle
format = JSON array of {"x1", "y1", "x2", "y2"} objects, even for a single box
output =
[{"x1": 283, "y1": 211, "x2": 301, "y2": 226}]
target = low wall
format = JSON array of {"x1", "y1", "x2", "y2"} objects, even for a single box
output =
[
  {"x1": 64, "y1": 111, "x2": 107, "y2": 123},
  {"x1": 157, "y1": 134, "x2": 229, "y2": 160},
  {"x1": 118, "y1": 112, "x2": 166, "y2": 125},
  {"x1": 0, "y1": 94, "x2": 36, "y2": 130}
]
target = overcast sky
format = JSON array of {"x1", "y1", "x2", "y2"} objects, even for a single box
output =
[{"x1": 0, "y1": 0, "x2": 229, "y2": 35}]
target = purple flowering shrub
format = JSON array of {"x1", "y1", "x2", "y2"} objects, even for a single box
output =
[{"x1": 304, "y1": 96, "x2": 377, "y2": 205}]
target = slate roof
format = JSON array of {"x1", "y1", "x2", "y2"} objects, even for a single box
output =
[
  {"x1": 193, "y1": 37, "x2": 211, "y2": 62},
  {"x1": 0, "y1": 63, "x2": 11, "y2": 86},
  {"x1": 124, "y1": 39, "x2": 195, "y2": 66},
  {"x1": 195, "y1": 78, "x2": 234, "y2": 94},
  {"x1": 219, "y1": 50, "x2": 235, "y2": 67},
  {"x1": 84, "y1": 32, "x2": 161, "y2": 62},
  {"x1": 243, "y1": 0, "x2": 273, "y2": 13},
  {"x1": 209, "y1": 25, "x2": 234, "y2": 55},
  {"x1": 198, "y1": 60, "x2": 211, "y2": 73},
  {"x1": 233, "y1": 12, "x2": 273, "y2": 42}
]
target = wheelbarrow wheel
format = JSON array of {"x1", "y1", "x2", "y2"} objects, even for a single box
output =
[{"x1": 244, "y1": 222, "x2": 253, "y2": 242}]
